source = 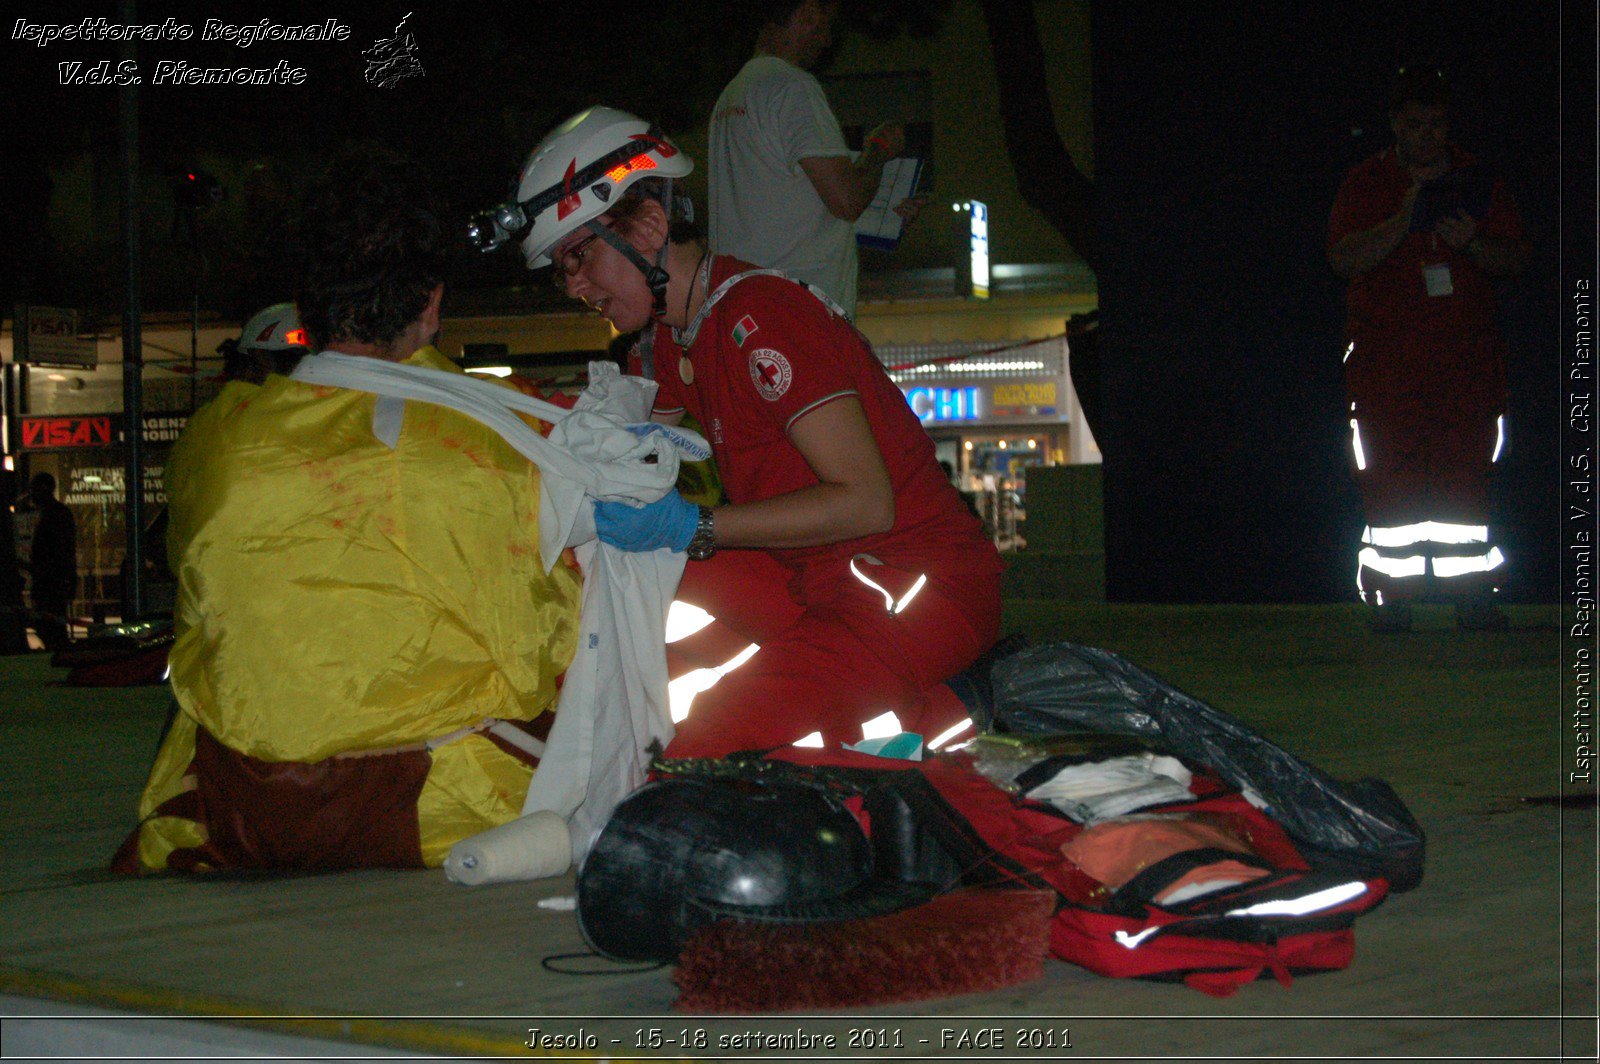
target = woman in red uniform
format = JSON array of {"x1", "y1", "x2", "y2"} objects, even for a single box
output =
[{"x1": 475, "y1": 107, "x2": 1002, "y2": 757}]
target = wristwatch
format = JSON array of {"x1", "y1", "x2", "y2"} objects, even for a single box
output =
[{"x1": 686, "y1": 505, "x2": 718, "y2": 561}]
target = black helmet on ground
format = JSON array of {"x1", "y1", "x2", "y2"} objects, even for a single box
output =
[{"x1": 576, "y1": 775, "x2": 936, "y2": 962}]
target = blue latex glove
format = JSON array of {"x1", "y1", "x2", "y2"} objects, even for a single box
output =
[{"x1": 593, "y1": 491, "x2": 698, "y2": 553}]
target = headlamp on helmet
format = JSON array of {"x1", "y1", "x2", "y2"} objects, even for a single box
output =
[
  {"x1": 467, "y1": 107, "x2": 692, "y2": 272},
  {"x1": 466, "y1": 201, "x2": 531, "y2": 253}
]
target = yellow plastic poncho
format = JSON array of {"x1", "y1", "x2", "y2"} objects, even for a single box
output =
[{"x1": 126, "y1": 347, "x2": 582, "y2": 870}]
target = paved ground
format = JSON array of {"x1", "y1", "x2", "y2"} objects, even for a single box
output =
[{"x1": 0, "y1": 602, "x2": 1593, "y2": 1062}]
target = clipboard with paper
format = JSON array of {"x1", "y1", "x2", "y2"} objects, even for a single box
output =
[{"x1": 854, "y1": 155, "x2": 925, "y2": 252}]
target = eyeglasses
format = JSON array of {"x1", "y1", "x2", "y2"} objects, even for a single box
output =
[{"x1": 550, "y1": 223, "x2": 612, "y2": 291}]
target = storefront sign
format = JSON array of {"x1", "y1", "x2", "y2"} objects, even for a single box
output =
[
  {"x1": 904, "y1": 386, "x2": 982, "y2": 423},
  {"x1": 968, "y1": 201, "x2": 990, "y2": 300},
  {"x1": 990, "y1": 381, "x2": 1058, "y2": 417},
  {"x1": 64, "y1": 464, "x2": 170, "y2": 507},
  {"x1": 140, "y1": 415, "x2": 189, "y2": 444},
  {"x1": 902, "y1": 379, "x2": 1071, "y2": 425},
  {"x1": 18, "y1": 413, "x2": 189, "y2": 449},
  {"x1": 20, "y1": 416, "x2": 114, "y2": 450},
  {"x1": 20, "y1": 306, "x2": 98, "y2": 369}
]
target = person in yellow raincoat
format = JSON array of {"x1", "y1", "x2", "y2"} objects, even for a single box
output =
[{"x1": 113, "y1": 148, "x2": 582, "y2": 873}]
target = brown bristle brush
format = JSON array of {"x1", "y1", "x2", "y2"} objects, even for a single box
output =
[{"x1": 672, "y1": 888, "x2": 1055, "y2": 1012}]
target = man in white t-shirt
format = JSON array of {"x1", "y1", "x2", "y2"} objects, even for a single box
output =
[{"x1": 708, "y1": 0, "x2": 909, "y2": 317}]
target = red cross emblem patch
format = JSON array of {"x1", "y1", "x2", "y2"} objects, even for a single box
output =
[{"x1": 748, "y1": 348, "x2": 793, "y2": 401}]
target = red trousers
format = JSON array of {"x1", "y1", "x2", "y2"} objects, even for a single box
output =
[
  {"x1": 664, "y1": 550, "x2": 1001, "y2": 758},
  {"x1": 1346, "y1": 325, "x2": 1505, "y2": 522},
  {"x1": 1346, "y1": 328, "x2": 1507, "y2": 602}
]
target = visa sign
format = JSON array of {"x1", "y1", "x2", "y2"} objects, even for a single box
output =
[
  {"x1": 21, "y1": 416, "x2": 114, "y2": 450},
  {"x1": 903, "y1": 386, "x2": 981, "y2": 423}
]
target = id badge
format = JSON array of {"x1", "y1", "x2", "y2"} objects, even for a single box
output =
[{"x1": 1423, "y1": 262, "x2": 1454, "y2": 297}]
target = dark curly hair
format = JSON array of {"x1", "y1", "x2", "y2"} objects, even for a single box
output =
[{"x1": 295, "y1": 145, "x2": 449, "y2": 351}]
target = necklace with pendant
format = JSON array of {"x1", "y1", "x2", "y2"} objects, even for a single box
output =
[{"x1": 674, "y1": 253, "x2": 713, "y2": 385}]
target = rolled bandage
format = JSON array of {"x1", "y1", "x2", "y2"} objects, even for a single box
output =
[{"x1": 443, "y1": 809, "x2": 573, "y2": 886}]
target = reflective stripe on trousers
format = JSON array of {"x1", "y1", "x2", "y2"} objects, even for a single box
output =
[{"x1": 1350, "y1": 413, "x2": 1506, "y2": 603}]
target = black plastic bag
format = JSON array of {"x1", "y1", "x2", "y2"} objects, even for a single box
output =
[{"x1": 990, "y1": 642, "x2": 1425, "y2": 892}]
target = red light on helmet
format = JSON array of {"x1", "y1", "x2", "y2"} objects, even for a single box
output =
[
  {"x1": 605, "y1": 154, "x2": 658, "y2": 183},
  {"x1": 556, "y1": 158, "x2": 582, "y2": 221},
  {"x1": 283, "y1": 328, "x2": 308, "y2": 347}
]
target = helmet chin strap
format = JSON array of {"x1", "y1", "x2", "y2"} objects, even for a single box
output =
[{"x1": 581, "y1": 179, "x2": 675, "y2": 318}]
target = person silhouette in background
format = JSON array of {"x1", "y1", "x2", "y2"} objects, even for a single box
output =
[
  {"x1": 708, "y1": 0, "x2": 916, "y2": 318},
  {"x1": 23, "y1": 473, "x2": 76, "y2": 651},
  {"x1": 1327, "y1": 66, "x2": 1530, "y2": 631}
]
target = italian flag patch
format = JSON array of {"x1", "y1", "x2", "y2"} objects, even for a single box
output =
[{"x1": 732, "y1": 315, "x2": 759, "y2": 346}]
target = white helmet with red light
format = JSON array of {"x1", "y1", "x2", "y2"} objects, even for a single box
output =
[
  {"x1": 467, "y1": 107, "x2": 692, "y2": 316},
  {"x1": 238, "y1": 302, "x2": 310, "y2": 352},
  {"x1": 217, "y1": 302, "x2": 312, "y2": 383},
  {"x1": 512, "y1": 106, "x2": 692, "y2": 270}
]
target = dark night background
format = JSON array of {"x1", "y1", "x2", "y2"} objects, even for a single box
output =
[
  {"x1": 1091, "y1": 1, "x2": 1576, "y2": 603},
  {"x1": 2, "y1": 0, "x2": 1590, "y2": 604}
]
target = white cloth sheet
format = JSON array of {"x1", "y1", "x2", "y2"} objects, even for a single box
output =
[
  {"x1": 1022, "y1": 752, "x2": 1196, "y2": 824},
  {"x1": 289, "y1": 355, "x2": 707, "y2": 880}
]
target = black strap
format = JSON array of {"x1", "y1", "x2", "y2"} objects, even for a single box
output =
[
  {"x1": 1107, "y1": 846, "x2": 1279, "y2": 917},
  {"x1": 584, "y1": 209, "x2": 671, "y2": 317},
  {"x1": 588, "y1": 221, "x2": 668, "y2": 292},
  {"x1": 517, "y1": 127, "x2": 668, "y2": 220},
  {"x1": 871, "y1": 769, "x2": 1056, "y2": 893}
]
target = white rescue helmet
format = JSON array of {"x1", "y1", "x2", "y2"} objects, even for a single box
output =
[
  {"x1": 238, "y1": 302, "x2": 310, "y2": 352},
  {"x1": 512, "y1": 106, "x2": 692, "y2": 270}
]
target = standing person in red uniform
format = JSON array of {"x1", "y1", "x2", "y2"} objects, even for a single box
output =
[
  {"x1": 1327, "y1": 66, "x2": 1530, "y2": 631},
  {"x1": 471, "y1": 107, "x2": 1002, "y2": 756}
]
